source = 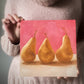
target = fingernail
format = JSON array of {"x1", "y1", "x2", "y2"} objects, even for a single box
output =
[
  {"x1": 57, "y1": 77, "x2": 60, "y2": 79},
  {"x1": 64, "y1": 77, "x2": 67, "y2": 79}
]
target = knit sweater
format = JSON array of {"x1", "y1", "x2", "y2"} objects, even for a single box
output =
[{"x1": 1, "y1": 0, "x2": 84, "y2": 84}]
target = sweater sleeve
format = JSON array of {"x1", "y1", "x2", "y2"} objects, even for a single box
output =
[{"x1": 1, "y1": 0, "x2": 20, "y2": 56}]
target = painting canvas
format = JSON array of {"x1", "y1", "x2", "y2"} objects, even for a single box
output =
[{"x1": 20, "y1": 20, "x2": 77, "y2": 77}]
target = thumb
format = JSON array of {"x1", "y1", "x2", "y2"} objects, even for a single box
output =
[{"x1": 17, "y1": 22, "x2": 21, "y2": 29}]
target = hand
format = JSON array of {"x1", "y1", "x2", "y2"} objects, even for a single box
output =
[
  {"x1": 57, "y1": 69, "x2": 79, "y2": 80},
  {"x1": 2, "y1": 14, "x2": 24, "y2": 44}
]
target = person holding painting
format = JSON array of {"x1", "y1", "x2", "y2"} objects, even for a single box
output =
[{"x1": 1, "y1": 0, "x2": 84, "y2": 84}]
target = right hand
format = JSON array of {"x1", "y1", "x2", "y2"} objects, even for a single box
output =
[
  {"x1": 57, "y1": 69, "x2": 79, "y2": 80},
  {"x1": 2, "y1": 14, "x2": 24, "y2": 44}
]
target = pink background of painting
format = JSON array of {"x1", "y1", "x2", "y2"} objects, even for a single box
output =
[{"x1": 20, "y1": 20, "x2": 76, "y2": 54}]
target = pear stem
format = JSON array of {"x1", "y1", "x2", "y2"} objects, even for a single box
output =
[
  {"x1": 34, "y1": 30, "x2": 37, "y2": 37},
  {"x1": 61, "y1": 27, "x2": 67, "y2": 35},
  {"x1": 44, "y1": 33, "x2": 48, "y2": 38}
]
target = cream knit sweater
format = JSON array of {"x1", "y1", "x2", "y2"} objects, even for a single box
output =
[{"x1": 1, "y1": 0, "x2": 84, "y2": 84}]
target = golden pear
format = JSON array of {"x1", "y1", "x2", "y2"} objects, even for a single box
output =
[
  {"x1": 21, "y1": 36, "x2": 36, "y2": 63},
  {"x1": 56, "y1": 34, "x2": 73, "y2": 63},
  {"x1": 38, "y1": 38, "x2": 55, "y2": 64}
]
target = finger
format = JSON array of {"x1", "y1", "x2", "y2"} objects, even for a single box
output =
[
  {"x1": 2, "y1": 18, "x2": 10, "y2": 24},
  {"x1": 3, "y1": 23, "x2": 11, "y2": 34},
  {"x1": 7, "y1": 14, "x2": 16, "y2": 24},
  {"x1": 19, "y1": 16, "x2": 24, "y2": 21},
  {"x1": 17, "y1": 22, "x2": 20, "y2": 29},
  {"x1": 57, "y1": 77, "x2": 62, "y2": 79},
  {"x1": 64, "y1": 77, "x2": 68, "y2": 79},
  {"x1": 2, "y1": 19, "x2": 11, "y2": 31},
  {"x1": 2, "y1": 19, "x2": 13, "y2": 34},
  {"x1": 64, "y1": 77, "x2": 67, "y2": 79},
  {"x1": 77, "y1": 69, "x2": 79, "y2": 75},
  {"x1": 2, "y1": 18, "x2": 12, "y2": 30},
  {"x1": 62, "y1": 77, "x2": 68, "y2": 81},
  {"x1": 13, "y1": 14, "x2": 20, "y2": 22}
]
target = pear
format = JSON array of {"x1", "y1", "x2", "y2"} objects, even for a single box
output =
[
  {"x1": 38, "y1": 37, "x2": 55, "y2": 64},
  {"x1": 21, "y1": 34, "x2": 36, "y2": 63},
  {"x1": 56, "y1": 34, "x2": 73, "y2": 63}
]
